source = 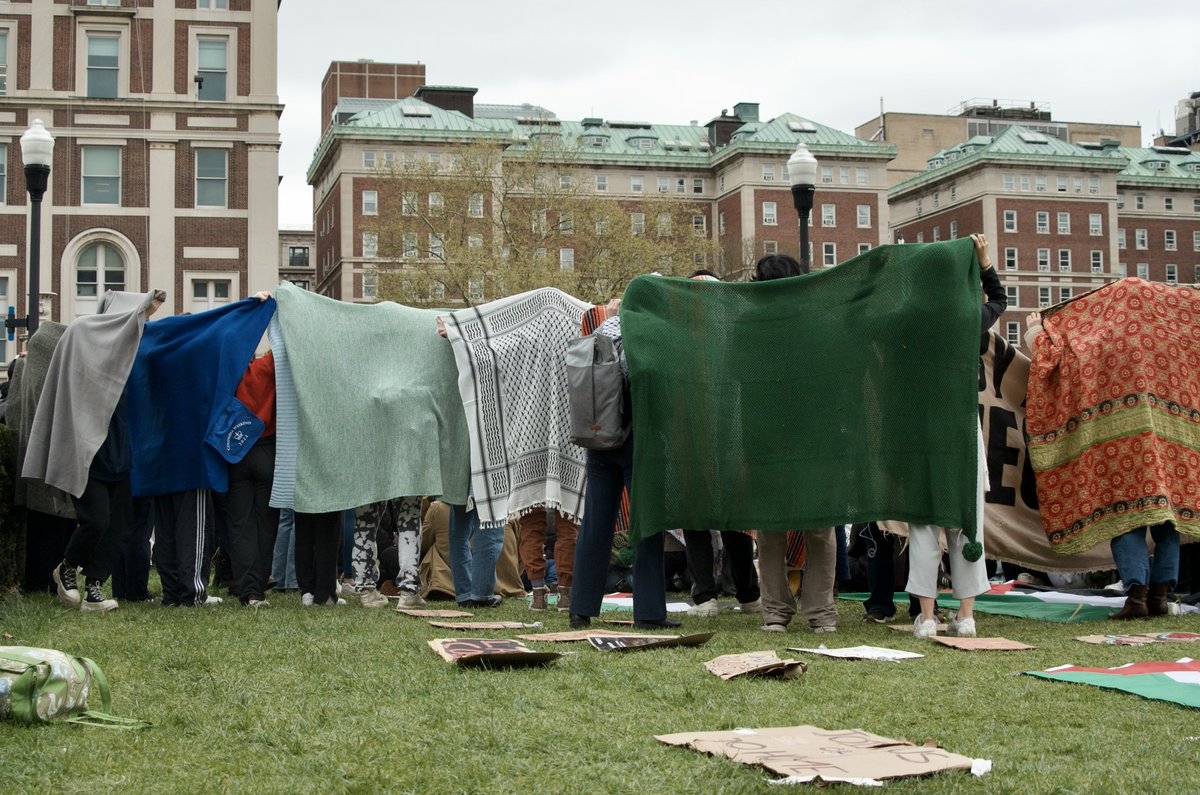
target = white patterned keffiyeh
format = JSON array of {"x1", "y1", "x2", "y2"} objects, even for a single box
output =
[{"x1": 444, "y1": 288, "x2": 593, "y2": 527}]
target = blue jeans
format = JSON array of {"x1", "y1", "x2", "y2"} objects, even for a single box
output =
[
  {"x1": 571, "y1": 438, "x2": 666, "y2": 622},
  {"x1": 447, "y1": 504, "x2": 505, "y2": 603},
  {"x1": 1110, "y1": 522, "x2": 1180, "y2": 587},
  {"x1": 271, "y1": 508, "x2": 298, "y2": 589}
]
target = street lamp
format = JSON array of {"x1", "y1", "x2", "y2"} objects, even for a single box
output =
[
  {"x1": 787, "y1": 141, "x2": 817, "y2": 270},
  {"x1": 21, "y1": 119, "x2": 54, "y2": 337}
]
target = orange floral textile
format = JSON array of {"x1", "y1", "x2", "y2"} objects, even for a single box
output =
[{"x1": 1027, "y1": 279, "x2": 1200, "y2": 554}]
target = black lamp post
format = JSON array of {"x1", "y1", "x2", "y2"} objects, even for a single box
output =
[
  {"x1": 21, "y1": 119, "x2": 54, "y2": 337},
  {"x1": 787, "y1": 141, "x2": 817, "y2": 269}
]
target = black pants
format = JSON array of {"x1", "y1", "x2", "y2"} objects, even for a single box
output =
[
  {"x1": 210, "y1": 491, "x2": 235, "y2": 591},
  {"x1": 111, "y1": 497, "x2": 154, "y2": 600},
  {"x1": 295, "y1": 511, "x2": 340, "y2": 605},
  {"x1": 154, "y1": 490, "x2": 213, "y2": 606},
  {"x1": 227, "y1": 440, "x2": 280, "y2": 603},
  {"x1": 683, "y1": 529, "x2": 760, "y2": 604},
  {"x1": 67, "y1": 476, "x2": 134, "y2": 583},
  {"x1": 22, "y1": 510, "x2": 76, "y2": 594}
]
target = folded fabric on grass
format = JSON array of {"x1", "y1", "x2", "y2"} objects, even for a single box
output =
[
  {"x1": 1027, "y1": 278, "x2": 1200, "y2": 554},
  {"x1": 22, "y1": 291, "x2": 156, "y2": 497},
  {"x1": 444, "y1": 288, "x2": 592, "y2": 526},
  {"x1": 621, "y1": 239, "x2": 981, "y2": 545},
  {"x1": 272, "y1": 282, "x2": 469, "y2": 513},
  {"x1": 1025, "y1": 660, "x2": 1200, "y2": 709},
  {"x1": 128, "y1": 298, "x2": 276, "y2": 496}
]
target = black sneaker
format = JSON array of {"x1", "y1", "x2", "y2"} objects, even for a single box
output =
[
  {"x1": 81, "y1": 580, "x2": 119, "y2": 613},
  {"x1": 569, "y1": 614, "x2": 591, "y2": 629},
  {"x1": 633, "y1": 618, "x2": 682, "y2": 630},
  {"x1": 53, "y1": 561, "x2": 81, "y2": 607}
]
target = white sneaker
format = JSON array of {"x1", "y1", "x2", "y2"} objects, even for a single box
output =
[
  {"x1": 202, "y1": 596, "x2": 223, "y2": 606},
  {"x1": 761, "y1": 623, "x2": 787, "y2": 633},
  {"x1": 735, "y1": 598, "x2": 762, "y2": 614},
  {"x1": 301, "y1": 592, "x2": 315, "y2": 607},
  {"x1": 339, "y1": 581, "x2": 355, "y2": 597},
  {"x1": 688, "y1": 599, "x2": 719, "y2": 617},
  {"x1": 334, "y1": 597, "x2": 347, "y2": 606},
  {"x1": 395, "y1": 591, "x2": 427, "y2": 608},
  {"x1": 913, "y1": 617, "x2": 938, "y2": 639},
  {"x1": 359, "y1": 588, "x2": 388, "y2": 608},
  {"x1": 812, "y1": 625, "x2": 837, "y2": 634},
  {"x1": 80, "y1": 581, "x2": 118, "y2": 613},
  {"x1": 248, "y1": 599, "x2": 270, "y2": 609},
  {"x1": 948, "y1": 616, "x2": 977, "y2": 637}
]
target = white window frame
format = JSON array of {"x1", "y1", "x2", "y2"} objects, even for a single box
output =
[
  {"x1": 820, "y1": 166, "x2": 833, "y2": 184},
  {"x1": 1193, "y1": 231, "x2": 1200, "y2": 252},
  {"x1": 856, "y1": 167, "x2": 868, "y2": 185},
  {"x1": 1164, "y1": 197, "x2": 1174, "y2": 211},
  {"x1": 763, "y1": 240, "x2": 778, "y2": 255},
  {"x1": 0, "y1": 28, "x2": 8, "y2": 98},
  {"x1": 1057, "y1": 212, "x2": 1070, "y2": 234},
  {"x1": 692, "y1": 178, "x2": 704, "y2": 194},
  {"x1": 402, "y1": 232, "x2": 418, "y2": 259},
  {"x1": 858, "y1": 243, "x2": 871, "y2": 255},
  {"x1": 188, "y1": 26, "x2": 238, "y2": 103},
  {"x1": 1056, "y1": 176, "x2": 1068, "y2": 193},
  {"x1": 762, "y1": 201, "x2": 777, "y2": 226},
  {"x1": 718, "y1": 212, "x2": 725, "y2": 236},
  {"x1": 1037, "y1": 248, "x2": 1050, "y2": 272},
  {"x1": 194, "y1": 147, "x2": 228, "y2": 208},
  {"x1": 1006, "y1": 286, "x2": 1019, "y2": 307},
  {"x1": 823, "y1": 242, "x2": 837, "y2": 267},
  {"x1": 401, "y1": 192, "x2": 416, "y2": 216},
  {"x1": 81, "y1": 28, "x2": 124, "y2": 100},
  {"x1": 839, "y1": 167, "x2": 850, "y2": 185},
  {"x1": 1136, "y1": 263, "x2": 1149, "y2": 279},
  {"x1": 1003, "y1": 210, "x2": 1017, "y2": 232},
  {"x1": 82, "y1": 145, "x2": 121, "y2": 207},
  {"x1": 467, "y1": 279, "x2": 484, "y2": 302},
  {"x1": 949, "y1": 221, "x2": 958, "y2": 239},
  {"x1": 362, "y1": 151, "x2": 376, "y2": 169},
  {"x1": 1035, "y1": 176, "x2": 1047, "y2": 192},
  {"x1": 1166, "y1": 264, "x2": 1177, "y2": 284},
  {"x1": 1165, "y1": 230, "x2": 1177, "y2": 251},
  {"x1": 762, "y1": 165, "x2": 774, "y2": 182},
  {"x1": 1058, "y1": 249, "x2": 1071, "y2": 272},
  {"x1": 1004, "y1": 247, "x2": 1018, "y2": 270},
  {"x1": 821, "y1": 204, "x2": 835, "y2": 228},
  {"x1": 559, "y1": 248, "x2": 574, "y2": 271},
  {"x1": 1059, "y1": 287, "x2": 1073, "y2": 302},
  {"x1": 428, "y1": 192, "x2": 444, "y2": 216},
  {"x1": 1135, "y1": 229, "x2": 1147, "y2": 250},
  {"x1": 1038, "y1": 287, "x2": 1051, "y2": 308},
  {"x1": 0, "y1": 142, "x2": 6, "y2": 204},
  {"x1": 361, "y1": 231, "x2": 378, "y2": 258},
  {"x1": 630, "y1": 175, "x2": 643, "y2": 194},
  {"x1": 595, "y1": 175, "x2": 607, "y2": 193},
  {"x1": 1003, "y1": 174, "x2": 1015, "y2": 191},
  {"x1": 361, "y1": 190, "x2": 378, "y2": 216},
  {"x1": 361, "y1": 272, "x2": 378, "y2": 300},
  {"x1": 1088, "y1": 177, "x2": 1099, "y2": 194},
  {"x1": 1088, "y1": 213, "x2": 1102, "y2": 236},
  {"x1": 429, "y1": 233, "x2": 445, "y2": 260},
  {"x1": 182, "y1": 270, "x2": 239, "y2": 318},
  {"x1": 1006, "y1": 321, "x2": 1020, "y2": 346},
  {"x1": 1091, "y1": 250, "x2": 1103, "y2": 273},
  {"x1": 1036, "y1": 212, "x2": 1049, "y2": 234},
  {"x1": 1135, "y1": 195, "x2": 1145, "y2": 210},
  {"x1": 468, "y1": 193, "x2": 484, "y2": 218},
  {"x1": 630, "y1": 212, "x2": 645, "y2": 236},
  {"x1": 1118, "y1": 228, "x2": 1126, "y2": 250},
  {"x1": 657, "y1": 176, "x2": 669, "y2": 194},
  {"x1": 856, "y1": 205, "x2": 871, "y2": 229}
]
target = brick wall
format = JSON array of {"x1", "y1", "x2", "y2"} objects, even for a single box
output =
[
  {"x1": 896, "y1": 199, "x2": 986, "y2": 244},
  {"x1": 129, "y1": 17, "x2": 154, "y2": 95},
  {"x1": 52, "y1": 15, "x2": 74, "y2": 92},
  {"x1": 175, "y1": 143, "x2": 247, "y2": 209},
  {"x1": 174, "y1": 20, "x2": 251, "y2": 97},
  {"x1": 50, "y1": 136, "x2": 149, "y2": 208},
  {"x1": 1118, "y1": 216, "x2": 1200, "y2": 282},
  {"x1": 174, "y1": 215, "x2": 248, "y2": 311},
  {"x1": 50, "y1": 214, "x2": 149, "y2": 306}
]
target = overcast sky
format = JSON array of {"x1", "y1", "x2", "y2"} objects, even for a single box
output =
[{"x1": 276, "y1": 0, "x2": 1197, "y2": 228}]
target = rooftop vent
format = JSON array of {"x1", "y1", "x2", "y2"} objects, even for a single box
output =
[
  {"x1": 400, "y1": 105, "x2": 432, "y2": 118},
  {"x1": 1019, "y1": 132, "x2": 1049, "y2": 144},
  {"x1": 788, "y1": 120, "x2": 817, "y2": 133}
]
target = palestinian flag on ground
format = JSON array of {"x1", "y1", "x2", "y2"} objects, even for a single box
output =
[{"x1": 1025, "y1": 659, "x2": 1200, "y2": 709}]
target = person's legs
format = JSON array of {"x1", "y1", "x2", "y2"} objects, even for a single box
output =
[
  {"x1": 905, "y1": 524, "x2": 942, "y2": 627},
  {"x1": 350, "y1": 517, "x2": 380, "y2": 591},
  {"x1": 1149, "y1": 522, "x2": 1181, "y2": 586},
  {"x1": 65, "y1": 476, "x2": 110, "y2": 575},
  {"x1": 468, "y1": 519, "x2": 505, "y2": 602},
  {"x1": 166, "y1": 489, "x2": 212, "y2": 607},
  {"x1": 295, "y1": 511, "x2": 340, "y2": 604},
  {"x1": 227, "y1": 452, "x2": 259, "y2": 601},
  {"x1": 862, "y1": 523, "x2": 897, "y2": 620},
  {"x1": 394, "y1": 497, "x2": 422, "y2": 595},
  {"x1": 631, "y1": 532, "x2": 667, "y2": 623},
  {"x1": 757, "y1": 531, "x2": 796, "y2": 628},
  {"x1": 519, "y1": 510, "x2": 549, "y2": 608},
  {"x1": 87, "y1": 476, "x2": 134, "y2": 586},
  {"x1": 721, "y1": 531, "x2": 760, "y2": 605},
  {"x1": 271, "y1": 508, "x2": 297, "y2": 590},
  {"x1": 683, "y1": 530, "x2": 719, "y2": 605},
  {"x1": 446, "y1": 504, "x2": 475, "y2": 605},
  {"x1": 571, "y1": 447, "x2": 622, "y2": 620},
  {"x1": 293, "y1": 511, "x2": 318, "y2": 599},
  {"x1": 1110, "y1": 529, "x2": 1151, "y2": 587},
  {"x1": 249, "y1": 445, "x2": 280, "y2": 603},
  {"x1": 551, "y1": 512, "x2": 577, "y2": 611},
  {"x1": 799, "y1": 527, "x2": 838, "y2": 630},
  {"x1": 153, "y1": 493, "x2": 183, "y2": 606},
  {"x1": 946, "y1": 527, "x2": 989, "y2": 628}
]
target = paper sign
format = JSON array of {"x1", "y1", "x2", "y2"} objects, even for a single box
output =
[
  {"x1": 397, "y1": 608, "x2": 474, "y2": 618},
  {"x1": 788, "y1": 645, "x2": 924, "y2": 662},
  {"x1": 428, "y1": 621, "x2": 543, "y2": 630},
  {"x1": 427, "y1": 638, "x2": 561, "y2": 668},
  {"x1": 931, "y1": 637, "x2": 1035, "y2": 651},
  {"x1": 600, "y1": 595, "x2": 692, "y2": 613},
  {"x1": 656, "y1": 726, "x2": 986, "y2": 783},
  {"x1": 515, "y1": 629, "x2": 641, "y2": 642},
  {"x1": 705, "y1": 651, "x2": 807, "y2": 681},
  {"x1": 1075, "y1": 632, "x2": 1200, "y2": 647},
  {"x1": 588, "y1": 632, "x2": 715, "y2": 652}
]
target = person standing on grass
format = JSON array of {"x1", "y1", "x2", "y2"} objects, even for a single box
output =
[
  {"x1": 907, "y1": 233, "x2": 1001, "y2": 639},
  {"x1": 521, "y1": 508, "x2": 577, "y2": 613},
  {"x1": 348, "y1": 497, "x2": 425, "y2": 608}
]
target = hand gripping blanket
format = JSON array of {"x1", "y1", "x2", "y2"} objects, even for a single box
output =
[
  {"x1": 22, "y1": 291, "x2": 156, "y2": 497},
  {"x1": 127, "y1": 298, "x2": 276, "y2": 497},
  {"x1": 620, "y1": 239, "x2": 982, "y2": 548},
  {"x1": 9, "y1": 322, "x2": 75, "y2": 517},
  {"x1": 272, "y1": 281, "x2": 469, "y2": 513},
  {"x1": 444, "y1": 288, "x2": 592, "y2": 526},
  {"x1": 1027, "y1": 278, "x2": 1200, "y2": 554}
]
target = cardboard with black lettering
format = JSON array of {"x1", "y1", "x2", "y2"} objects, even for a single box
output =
[
  {"x1": 427, "y1": 638, "x2": 561, "y2": 668},
  {"x1": 427, "y1": 621, "x2": 543, "y2": 631},
  {"x1": 588, "y1": 632, "x2": 715, "y2": 652},
  {"x1": 704, "y1": 651, "x2": 807, "y2": 681}
]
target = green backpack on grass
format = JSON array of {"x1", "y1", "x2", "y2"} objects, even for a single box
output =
[{"x1": 0, "y1": 647, "x2": 149, "y2": 729}]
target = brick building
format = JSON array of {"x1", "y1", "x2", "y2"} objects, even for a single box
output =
[
  {"x1": 307, "y1": 61, "x2": 896, "y2": 303},
  {"x1": 888, "y1": 126, "x2": 1200, "y2": 348},
  {"x1": 0, "y1": 0, "x2": 282, "y2": 361}
]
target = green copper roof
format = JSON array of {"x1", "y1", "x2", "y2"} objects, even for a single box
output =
[{"x1": 1113, "y1": 146, "x2": 1200, "y2": 187}]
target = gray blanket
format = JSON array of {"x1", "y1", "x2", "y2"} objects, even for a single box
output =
[
  {"x1": 9, "y1": 323, "x2": 75, "y2": 517},
  {"x1": 22, "y1": 291, "x2": 156, "y2": 497}
]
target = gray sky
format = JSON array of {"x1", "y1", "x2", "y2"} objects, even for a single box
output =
[{"x1": 276, "y1": 0, "x2": 1198, "y2": 228}]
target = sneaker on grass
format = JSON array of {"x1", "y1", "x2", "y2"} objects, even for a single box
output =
[
  {"x1": 53, "y1": 561, "x2": 81, "y2": 608},
  {"x1": 812, "y1": 625, "x2": 837, "y2": 634},
  {"x1": 395, "y1": 591, "x2": 427, "y2": 609},
  {"x1": 301, "y1": 592, "x2": 315, "y2": 607},
  {"x1": 735, "y1": 598, "x2": 762, "y2": 614},
  {"x1": 247, "y1": 599, "x2": 270, "y2": 609},
  {"x1": 948, "y1": 616, "x2": 976, "y2": 637},
  {"x1": 913, "y1": 617, "x2": 938, "y2": 639},
  {"x1": 761, "y1": 623, "x2": 786, "y2": 633},
  {"x1": 81, "y1": 580, "x2": 118, "y2": 613},
  {"x1": 359, "y1": 588, "x2": 389, "y2": 608},
  {"x1": 203, "y1": 596, "x2": 223, "y2": 606},
  {"x1": 687, "y1": 599, "x2": 719, "y2": 617},
  {"x1": 862, "y1": 612, "x2": 893, "y2": 624}
]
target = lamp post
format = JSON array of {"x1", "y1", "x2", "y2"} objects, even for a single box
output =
[
  {"x1": 21, "y1": 119, "x2": 54, "y2": 337},
  {"x1": 787, "y1": 141, "x2": 817, "y2": 270}
]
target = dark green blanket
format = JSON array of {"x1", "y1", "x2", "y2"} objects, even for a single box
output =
[{"x1": 621, "y1": 239, "x2": 981, "y2": 546}]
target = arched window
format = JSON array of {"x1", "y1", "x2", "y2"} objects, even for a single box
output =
[{"x1": 75, "y1": 241, "x2": 125, "y2": 317}]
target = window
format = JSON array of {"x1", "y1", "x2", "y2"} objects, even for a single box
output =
[
  {"x1": 823, "y1": 243, "x2": 837, "y2": 267},
  {"x1": 1058, "y1": 249, "x2": 1071, "y2": 271},
  {"x1": 630, "y1": 212, "x2": 645, "y2": 236},
  {"x1": 763, "y1": 240, "x2": 778, "y2": 255},
  {"x1": 1088, "y1": 213, "x2": 1102, "y2": 235},
  {"x1": 1005, "y1": 286, "x2": 1019, "y2": 307},
  {"x1": 1195, "y1": 198, "x2": 1200, "y2": 212},
  {"x1": 1088, "y1": 177, "x2": 1099, "y2": 194},
  {"x1": 360, "y1": 190, "x2": 377, "y2": 216},
  {"x1": 428, "y1": 193, "x2": 444, "y2": 217},
  {"x1": 1057, "y1": 212, "x2": 1070, "y2": 234},
  {"x1": 1037, "y1": 248, "x2": 1050, "y2": 271},
  {"x1": 821, "y1": 204, "x2": 835, "y2": 228},
  {"x1": 1036, "y1": 212, "x2": 1049, "y2": 234},
  {"x1": 1073, "y1": 178, "x2": 1083, "y2": 194},
  {"x1": 1118, "y1": 228, "x2": 1126, "y2": 249},
  {"x1": 429, "y1": 233, "x2": 444, "y2": 259},
  {"x1": 932, "y1": 226, "x2": 941, "y2": 241},
  {"x1": 1136, "y1": 263, "x2": 1149, "y2": 279},
  {"x1": 693, "y1": 178, "x2": 703, "y2": 194},
  {"x1": 857, "y1": 167, "x2": 868, "y2": 185},
  {"x1": 839, "y1": 167, "x2": 850, "y2": 185},
  {"x1": 361, "y1": 232, "x2": 377, "y2": 258},
  {"x1": 1003, "y1": 174, "x2": 1015, "y2": 191},
  {"x1": 191, "y1": 279, "x2": 231, "y2": 313},
  {"x1": 657, "y1": 176, "x2": 669, "y2": 194},
  {"x1": 692, "y1": 214, "x2": 706, "y2": 235},
  {"x1": 198, "y1": 0, "x2": 230, "y2": 8},
  {"x1": 560, "y1": 248, "x2": 574, "y2": 271},
  {"x1": 1038, "y1": 287, "x2": 1051, "y2": 307},
  {"x1": 763, "y1": 202, "x2": 777, "y2": 226},
  {"x1": 1135, "y1": 195, "x2": 1145, "y2": 210},
  {"x1": 1118, "y1": 263, "x2": 1127, "y2": 278},
  {"x1": 1135, "y1": 229, "x2": 1147, "y2": 250},
  {"x1": 858, "y1": 243, "x2": 871, "y2": 255},
  {"x1": 193, "y1": 149, "x2": 228, "y2": 208},
  {"x1": 533, "y1": 248, "x2": 547, "y2": 263},
  {"x1": 1196, "y1": 265, "x2": 1200, "y2": 282},
  {"x1": 429, "y1": 282, "x2": 445, "y2": 301},
  {"x1": 949, "y1": 221, "x2": 958, "y2": 239},
  {"x1": 915, "y1": 198, "x2": 923, "y2": 216},
  {"x1": 933, "y1": 191, "x2": 940, "y2": 209},
  {"x1": 1007, "y1": 322, "x2": 1020, "y2": 346},
  {"x1": 467, "y1": 235, "x2": 483, "y2": 250},
  {"x1": 856, "y1": 205, "x2": 871, "y2": 228},
  {"x1": 1003, "y1": 211, "x2": 1017, "y2": 232},
  {"x1": 1035, "y1": 176, "x2": 1046, "y2": 192},
  {"x1": 86, "y1": 34, "x2": 120, "y2": 99},
  {"x1": 718, "y1": 213, "x2": 725, "y2": 236},
  {"x1": 1166, "y1": 264, "x2": 1177, "y2": 284},
  {"x1": 76, "y1": 242, "x2": 126, "y2": 315},
  {"x1": 428, "y1": 153, "x2": 442, "y2": 173},
  {"x1": 82, "y1": 146, "x2": 120, "y2": 205},
  {"x1": 950, "y1": 186, "x2": 957, "y2": 202},
  {"x1": 817, "y1": 166, "x2": 832, "y2": 184},
  {"x1": 630, "y1": 176, "x2": 643, "y2": 193},
  {"x1": 1117, "y1": 193, "x2": 1126, "y2": 209},
  {"x1": 560, "y1": 211, "x2": 573, "y2": 235},
  {"x1": 0, "y1": 143, "x2": 5, "y2": 203},
  {"x1": 1056, "y1": 176, "x2": 1067, "y2": 193},
  {"x1": 402, "y1": 233, "x2": 417, "y2": 259},
  {"x1": 1004, "y1": 248, "x2": 1018, "y2": 270},
  {"x1": 595, "y1": 175, "x2": 607, "y2": 193},
  {"x1": 468, "y1": 193, "x2": 484, "y2": 218},
  {"x1": 197, "y1": 38, "x2": 228, "y2": 101},
  {"x1": 401, "y1": 192, "x2": 416, "y2": 216},
  {"x1": 1020, "y1": 175, "x2": 1030, "y2": 191},
  {"x1": 676, "y1": 177, "x2": 686, "y2": 194},
  {"x1": 656, "y1": 214, "x2": 671, "y2": 237},
  {"x1": 1091, "y1": 250, "x2": 1103, "y2": 273},
  {"x1": 915, "y1": 232, "x2": 924, "y2": 243},
  {"x1": 1059, "y1": 287, "x2": 1073, "y2": 302},
  {"x1": 559, "y1": 174, "x2": 571, "y2": 189},
  {"x1": 288, "y1": 246, "x2": 309, "y2": 268},
  {"x1": 361, "y1": 273, "x2": 377, "y2": 300},
  {"x1": 1194, "y1": 231, "x2": 1200, "y2": 251},
  {"x1": 468, "y1": 279, "x2": 483, "y2": 302},
  {"x1": 0, "y1": 31, "x2": 8, "y2": 96},
  {"x1": 1165, "y1": 230, "x2": 1177, "y2": 251},
  {"x1": 1165, "y1": 197, "x2": 1174, "y2": 211},
  {"x1": 362, "y1": 151, "x2": 376, "y2": 169},
  {"x1": 762, "y1": 165, "x2": 774, "y2": 181}
]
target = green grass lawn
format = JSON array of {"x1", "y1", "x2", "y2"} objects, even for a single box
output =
[{"x1": 2, "y1": 590, "x2": 1198, "y2": 794}]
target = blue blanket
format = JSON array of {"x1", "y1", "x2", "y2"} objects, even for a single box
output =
[{"x1": 128, "y1": 298, "x2": 276, "y2": 496}]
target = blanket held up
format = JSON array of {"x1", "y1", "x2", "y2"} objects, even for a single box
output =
[
  {"x1": 621, "y1": 239, "x2": 982, "y2": 546},
  {"x1": 8, "y1": 323, "x2": 74, "y2": 517},
  {"x1": 127, "y1": 298, "x2": 276, "y2": 496},
  {"x1": 444, "y1": 288, "x2": 592, "y2": 526},
  {"x1": 1027, "y1": 278, "x2": 1200, "y2": 553},
  {"x1": 22, "y1": 291, "x2": 156, "y2": 497},
  {"x1": 272, "y1": 282, "x2": 469, "y2": 513}
]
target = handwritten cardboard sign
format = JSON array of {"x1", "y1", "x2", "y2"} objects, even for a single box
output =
[
  {"x1": 704, "y1": 651, "x2": 807, "y2": 681},
  {"x1": 931, "y1": 637, "x2": 1035, "y2": 651},
  {"x1": 427, "y1": 621, "x2": 543, "y2": 631},
  {"x1": 1075, "y1": 632, "x2": 1200, "y2": 647},
  {"x1": 397, "y1": 608, "x2": 474, "y2": 618},
  {"x1": 515, "y1": 629, "x2": 641, "y2": 642},
  {"x1": 588, "y1": 632, "x2": 715, "y2": 652},
  {"x1": 787, "y1": 645, "x2": 924, "y2": 662},
  {"x1": 656, "y1": 726, "x2": 985, "y2": 784},
  {"x1": 427, "y1": 638, "x2": 561, "y2": 668}
]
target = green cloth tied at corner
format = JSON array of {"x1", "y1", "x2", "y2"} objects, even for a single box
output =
[{"x1": 621, "y1": 239, "x2": 982, "y2": 554}]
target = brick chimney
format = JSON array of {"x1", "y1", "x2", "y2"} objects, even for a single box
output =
[{"x1": 415, "y1": 86, "x2": 478, "y2": 119}]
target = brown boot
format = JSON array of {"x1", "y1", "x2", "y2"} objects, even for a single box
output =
[
  {"x1": 1147, "y1": 583, "x2": 1171, "y2": 616},
  {"x1": 1109, "y1": 583, "x2": 1149, "y2": 620},
  {"x1": 530, "y1": 586, "x2": 549, "y2": 611},
  {"x1": 556, "y1": 585, "x2": 571, "y2": 613}
]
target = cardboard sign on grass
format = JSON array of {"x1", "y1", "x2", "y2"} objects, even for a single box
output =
[
  {"x1": 656, "y1": 726, "x2": 987, "y2": 785},
  {"x1": 427, "y1": 621, "x2": 543, "y2": 631},
  {"x1": 931, "y1": 637, "x2": 1036, "y2": 651},
  {"x1": 427, "y1": 638, "x2": 561, "y2": 668},
  {"x1": 705, "y1": 651, "x2": 806, "y2": 681},
  {"x1": 788, "y1": 645, "x2": 924, "y2": 662},
  {"x1": 1075, "y1": 632, "x2": 1200, "y2": 647},
  {"x1": 588, "y1": 632, "x2": 715, "y2": 652},
  {"x1": 397, "y1": 608, "x2": 474, "y2": 618},
  {"x1": 515, "y1": 629, "x2": 642, "y2": 642}
]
